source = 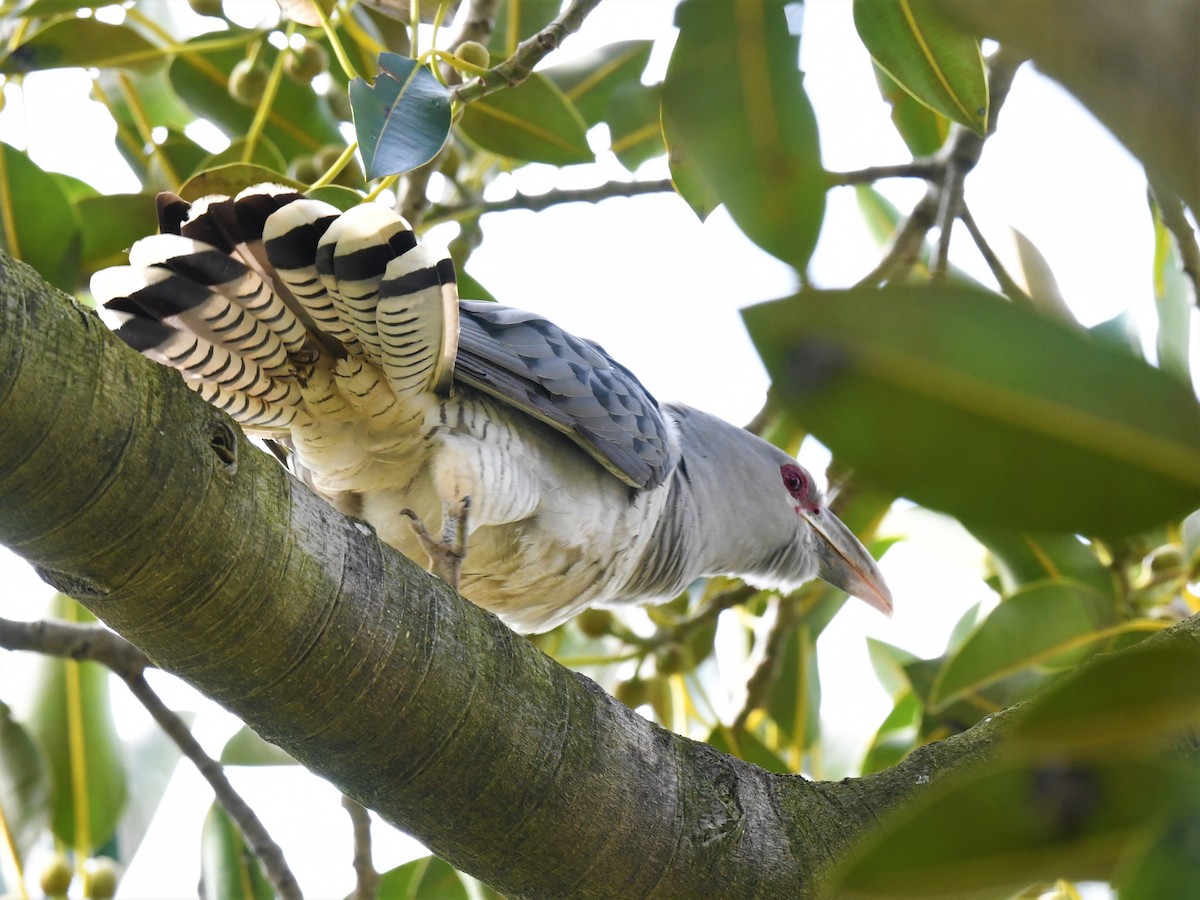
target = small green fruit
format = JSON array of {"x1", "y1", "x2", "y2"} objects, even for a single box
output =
[
  {"x1": 285, "y1": 42, "x2": 329, "y2": 82},
  {"x1": 615, "y1": 677, "x2": 650, "y2": 709},
  {"x1": 454, "y1": 41, "x2": 491, "y2": 70},
  {"x1": 82, "y1": 857, "x2": 120, "y2": 900},
  {"x1": 39, "y1": 854, "x2": 73, "y2": 896},
  {"x1": 654, "y1": 642, "x2": 689, "y2": 676},
  {"x1": 575, "y1": 608, "x2": 614, "y2": 638},
  {"x1": 228, "y1": 59, "x2": 268, "y2": 105},
  {"x1": 187, "y1": 0, "x2": 224, "y2": 16}
]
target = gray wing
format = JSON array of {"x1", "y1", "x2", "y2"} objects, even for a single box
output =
[{"x1": 454, "y1": 300, "x2": 679, "y2": 490}]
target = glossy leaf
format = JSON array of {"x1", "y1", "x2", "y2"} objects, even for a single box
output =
[
  {"x1": 707, "y1": 725, "x2": 791, "y2": 775},
  {"x1": 662, "y1": 107, "x2": 718, "y2": 221},
  {"x1": 115, "y1": 713, "x2": 191, "y2": 866},
  {"x1": 929, "y1": 582, "x2": 1119, "y2": 710},
  {"x1": 743, "y1": 285, "x2": 1200, "y2": 534},
  {"x1": 861, "y1": 691, "x2": 921, "y2": 775},
  {"x1": 0, "y1": 144, "x2": 82, "y2": 291},
  {"x1": 170, "y1": 37, "x2": 342, "y2": 162},
  {"x1": 544, "y1": 41, "x2": 654, "y2": 126},
  {"x1": 459, "y1": 73, "x2": 592, "y2": 166},
  {"x1": 873, "y1": 63, "x2": 949, "y2": 156},
  {"x1": 200, "y1": 804, "x2": 274, "y2": 900},
  {"x1": 853, "y1": 0, "x2": 988, "y2": 134},
  {"x1": 25, "y1": 597, "x2": 127, "y2": 854},
  {"x1": 663, "y1": 0, "x2": 826, "y2": 270},
  {"x1": 179, "y1": 165, "x2": 302, "y2": 202},
  {"x1": 75, "y1": 193, "x2": 159, "y2": 274},
  {"x1": 0, "y1": 702, "x2": 52, "y2": 872},
  {"x1": 1012, "y1": 639, "x2": 1200, "y2": 752},
  {"x1": 833, "y1": 756, "x2": 1200, "y2": 897},
  {"x1": 603, "y1": 83, "x2": 664, "y2": 172},
  {"x1": 1010, "y1": 228, "x2": 1077, "y2": 324},
  {"x1": 377, "y1": 855, "x2": 470, "y2": 900},
  {"x1": 767, "y1": 624, "x2": 821, "y2": 758},
  {"x1": 350, "y1": 53, "x2": 452, "y2": 179},
  {"x1": 867, "y1": 638, "x2": 919, "y2": 698},
  {"x1": 1, "y1": 19, "x2": 161, "y2": 73},
  {"x1": 1151, "y1": 201, "x2": 1192, "y2": 384},
  {"x1": 1116, "y1": 814, "x2": 1200, "y2": 897},
  {"x1": 220, "y1": 726, "x2": 297, "y2": 766},
  {"x1": 966, "y1": 527, "x2": 1116, "y2": 599}
]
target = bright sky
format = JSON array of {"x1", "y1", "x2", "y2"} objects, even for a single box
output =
[{"x1": 0, "y1": 1, "x2": 1156, "y2": 896}]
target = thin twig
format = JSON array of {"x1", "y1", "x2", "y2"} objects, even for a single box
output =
[
  {"x1": 854, "y1": 183, "x2": 940, "y2": 287},
  {"x1": 452, "y1": 0, "x2": 604, "y2": 105},
  {"x1": 0, "y1": 617, "x2": 303, "y2": 900},
  {"x1": 827, "y1": 161, "x2": 940, "y2": 187},
  {"x1": 958, "y1": 205, "x2": 1033, "y2": 305},
  {"x1": 732, "y1": 595, "x2": 796, "y2": 733},
  {"x1": 342, "y1": 795, "x2": 379, "y2": 900},
  {"x1": 426, "y1": 178, "x2": 676, "y2": 223}
]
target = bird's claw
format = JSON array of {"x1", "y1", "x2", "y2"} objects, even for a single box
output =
[{"x1": 401, "y1": 497, "x2": 470, "y2": 592}]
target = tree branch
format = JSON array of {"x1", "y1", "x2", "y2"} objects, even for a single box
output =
[
  {"x1": 452, "y1": 0, "x2": 603, "y2": 105},
  {"x1": 342, "y1": 795, "x2": 379, "y2": 900},
  {"x1": 3, "y1": 252, "x2": 1198, "y2": 896},
  {"x1": 0, "y1": 618, "x2": 302, "y2": 900},
  {"x1": 426, "y1": 177, "x2": 676, "y2": 223}
]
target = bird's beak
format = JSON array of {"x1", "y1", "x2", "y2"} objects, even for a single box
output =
[{"x1": 804, "y1": 508, "x2": 893, "y2": 616}]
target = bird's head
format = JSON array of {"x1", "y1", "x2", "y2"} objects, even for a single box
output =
[{"x1": 777, "y1": 461, "x2": 892, "y2": 616}]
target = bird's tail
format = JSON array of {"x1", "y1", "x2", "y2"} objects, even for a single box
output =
[{"x1": 91, "y1": 184, "x2": 460, "y2": 438}]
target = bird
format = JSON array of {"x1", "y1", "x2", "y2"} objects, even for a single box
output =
[{"x1": 91, "y1": 184, "x2": 892, "y2": 633}]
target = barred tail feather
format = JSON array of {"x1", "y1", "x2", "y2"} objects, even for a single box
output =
[{"x1": 93, "y1": 184, "x2": 459, "y2": 446}]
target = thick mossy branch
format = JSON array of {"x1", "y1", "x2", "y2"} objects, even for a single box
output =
[{"x1": 1, "y1": 250, "x2": 1194, "y2": 898}]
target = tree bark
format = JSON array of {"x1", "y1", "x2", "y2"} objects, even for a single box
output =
[{"x1": 0, "y1": 250, "x2": 1193, "y2": 897}]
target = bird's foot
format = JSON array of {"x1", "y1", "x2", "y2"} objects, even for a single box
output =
[{"x1": 401, "y1": 497, "x2": 470, "y2": 592}]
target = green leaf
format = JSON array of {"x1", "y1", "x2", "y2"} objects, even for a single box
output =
[
  {"x1": 706, "y1": 724, "x2": 791, "y2": 775},
  {"x1": 376, "y1": 855, "x2": 470, "y2": 900},
  {"x1": 116, "y1": 713, "x2": 192, "y2": 865},
  {"x1": 0, "y1": 702, "x2": 52, "y2": 871},
  {"x1": 929, "y1": 582, "x2": 1121, "y2": 710},
  {"x1": 766, "y1": 624, "x2": 821, "y2": 757},
  {"x1": 861, "y1": 690, "x2": 921, "y2": 775},
  {"x1": 867, "y1": 638, "x2": 919, "y2": 698},
  {"x1": 459, "y1": 73, "x2": 592, "y2": 166},
  {"x1": 966, "y1": 528, "x2": 1116, "y2": 599},
  {"x1": 833, "y1": 756, "x2": 1200, "y2": 897},
  {"x1": 853, "y1": 0, "x2": 988, "y2": 134},
  {"x1": 200, "y1": 803, "x2": 274, "y2": 900},
  {"x1": 662, "y1": 107, "x2": 718, "y2": 221},
  {"x1": 1010, "y1": 228, "x2": 1078, "y2": 324},
  {"x1": 0, "y1": 143, "x2": 82, "y2": 291},
  {"x1": 170, "y1": 36, "x2": 342, "y2": 162},
  {"x1": 1012, "y1": 639, "x2": 1200, "y2": 752},
  {"x1": 220, "y1": 726, "x2": 297, "y2": 766},
  {"x1": 543, "y1": 40, "x2": 653, "y2": 126},
  {"x1": 200, "y1": 137, "x2": 288, "y2": 175},
  {"x1": 1116, "y1": 814, "x2": 1200, "y2": 898},
  {"x1": 350, "y1": 53, "x2": 452, "y2": 179},
  {"x1": 607, "y1": 83, "x2": 666, "y2": 172},
  {"x1": 25, "y1": 596, "x2": 128, "y2": 854},
  {"x1": 487, "y1": 0, "x2": 561, "y2": 57},
  {"x1": 743, "y1": 285, "x2": 1200, "y2": 534},
  {"x1": 179, "y1": 164, "x2": 301, "y2": 202},
  {"x1": 1, "y1": 19, "x2": 161, "y2": 73},
  {"x1": 873, "y1": 63, "x2": 950, "y2": 156},
  {"x1": 662, "y1": 0, "x2": 826, "y2": 270},
  {"x1": 1151, "y1": 200, "x2": 1192, "y2": 384},
  {"x1": 75, "y1": 193, "x2": 159, "y2": 275}
]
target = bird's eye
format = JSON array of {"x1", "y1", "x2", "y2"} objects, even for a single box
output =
[{"x1": 781, "y1": 464, "x2": 808, "y2": 499}]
